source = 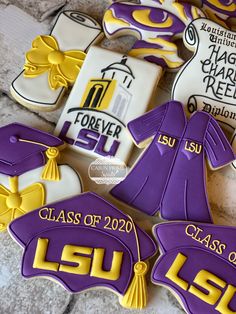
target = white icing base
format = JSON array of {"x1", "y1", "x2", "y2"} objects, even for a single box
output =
[
  {"x1": 55, "y1": 46, "x2": 162, "y2": 162},
  {"x1": 0, "y1": 165, "x2": 82, "y2": 204},
  {"x1": 172, "y1": 18, "x2": 236, "y2": 132},
  {"x1": 104, "y1": 1, "x2": 205, "y2": 42},
  {"x1": 11, "y1": 73, "x2": 64, "y2": 110},
  {"x1": 11, "y1": 11, "x2": 103, "y2": 111}
]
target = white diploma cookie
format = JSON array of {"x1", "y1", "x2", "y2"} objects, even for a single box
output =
[
  {"x1": 172, "y1": 18, "x2": 236, "y2": 133},
  {"x1": 10, "y1": 11, "x2": 103, "y2": 111},
  {"x1": 0, "y1": 165, "x2": 83, "y2": 204},
  {"x1": 55, "y1": 46, "x2": 162, "y2": 162}
]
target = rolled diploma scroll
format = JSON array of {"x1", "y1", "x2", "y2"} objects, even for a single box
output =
[{"x1": 11, "y1": 11, "x2": 103, "y2": 110}]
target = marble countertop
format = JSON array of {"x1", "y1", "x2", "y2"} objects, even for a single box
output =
[{"x1": 0, "y1": 1, "x2": 235, "y2": 313}]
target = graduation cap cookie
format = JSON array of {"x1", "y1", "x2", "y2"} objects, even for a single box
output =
[
  {"x1": 110, "y1": 101, "x2": 235, "y2": 222},
  {"x1": 0, "y1": 123, "x2": 82, "y2": 231},
  {"x1": 151, "y1": 222, "x2": 236, "y2": 314},
  {"x1": 9, "y1": 192, "x2": 156, "y2": 309},
  {"x1": 10, "y1": 11, "x2": 103, "y2": 111}
]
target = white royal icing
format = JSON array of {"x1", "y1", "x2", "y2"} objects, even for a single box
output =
[
  {"x1": 0, "y1": 165, "x2": 82, "y2": 204},
  {"x1": 172, "y1": 18, "x2": 236, "y2": 133},
  {"x1": 54, "y1": 46, "x2": 162, "y2": 162},
  {"x1": 11, "y1": 11, "x2": 103, "y2": 111}
]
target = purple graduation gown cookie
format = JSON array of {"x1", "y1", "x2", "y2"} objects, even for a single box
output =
[
  {"x1": 111, "y1": 101, "x2": 235, "y2": 222},
  {"x1": 151, "y1": 222, "x2": 236, "y2": 314},
  {"x1": 8, "y1": 192, "x2": 157, "y2": 309}
]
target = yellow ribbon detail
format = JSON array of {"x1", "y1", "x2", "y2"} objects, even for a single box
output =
[
  {"x1": 24, "y1": 35, "x2": 86, "y2": 90},
  {"x1": 0, "y1": 177, "x2": 45, "y2": 231},
  {"x1": 120, "y1": 215, "x2": 149, "y2": 309},
  {"x1": 41, "y1": 147, "x2": 60, "y2": 181}
]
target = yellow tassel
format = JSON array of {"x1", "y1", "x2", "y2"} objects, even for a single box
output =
[
  {"x1": 41, "y1": 147, "x2": 60, "y2": 181},
  {"x1": 120, "y1": 261, "x2": 148, "y2": 309}
]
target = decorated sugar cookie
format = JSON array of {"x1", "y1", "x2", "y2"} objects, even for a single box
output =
[
  {"x1": 55, "y1": 46, "x2": 162, "y2": 162},
  {"x1": 110, "y1": 101, "x2": 235, "y2": 222},
  {"x1": 231, "y1": 131, "x2": 236, "y2": 169},
  {"x1": 172, "y1": 18, "x2": 236, "y2": 134},
  {"x1": 103, "y1": 0, "x2": 205, "y2": 69},
  {"x1": 8, "y1": 192, "x2": 156, "y2": 309},
  {"x1": 10, "y1": 11, "x2": 103, "y2": 111},
  {"x1": 0, "y1": 123, "x2": 82, "y2": 231},
  {"x1": 152, "y1": 222, "x2": 236, "y2": 314},
  {"x1": 191, "y1": 0, "x2": 236, "y2": 30}
]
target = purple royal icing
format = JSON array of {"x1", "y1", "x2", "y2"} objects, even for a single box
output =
[
  {"x1": 8, "y1": 192, "x2": 157, "y2": 295},
  {"x1": 103, "y1": 1, "x2": 204, "y2": 69},
  {"x1": 0, "y1": 123, "x2": 63, "y2": 177},
  {"x1": 152, "y1": 222, "x2": 236, "y2": 313},
  {"x1": 202, "y1": 0, "x2": 236, "y2": 18},
  {"x1": 105, "y1": 3, "x2": 185, "y2": 33},
  {"x1": 110, "y1": 101, "x2": 235, "y2": 223}
]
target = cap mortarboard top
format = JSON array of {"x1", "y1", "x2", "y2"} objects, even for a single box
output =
[
  {"x1": 0, "y1": 123, "x2": 64, "y2": 177},
  {"x1": 0, "y1": 123, "x2": 82, "y2": 231},
  {"x1": 151, "y1": 222, "x2": 236, "y2": 314},
  {"x1": 9, "y1": 192, "x2": 157, "y2": 309}
]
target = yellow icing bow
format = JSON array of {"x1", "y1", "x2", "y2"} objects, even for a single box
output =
[
  {"x1": 0, "y1": 177, "x2": 45, "y2": 231},
  {"x1": 24, "y1": 35, "x2": 86, "y2": 90}
]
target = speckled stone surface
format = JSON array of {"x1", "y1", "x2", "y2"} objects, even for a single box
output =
[{"x1": 0, "y1": 1, "x2": 235, "y2": 313}]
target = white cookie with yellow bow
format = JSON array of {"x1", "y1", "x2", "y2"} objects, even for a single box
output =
[{"x1": 10, "y1": 11, "x2": 103, "y2": 111}]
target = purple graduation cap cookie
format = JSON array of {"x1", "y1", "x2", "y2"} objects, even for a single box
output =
[
  {"x1": 0, "y1": 123, "x2": 82, "y2": 231},
  {"x1": 103, "y1": 0, "x2": 205, "y2": 70},
  {"x1": 111, "y1": 101, "x2": 235, "y2": 223},
  {"x1": 8, "y1": 192, "x2": 157, "y2": 309},
  {"x1": 151, "y1": 222, "x2": 236, "y2": 313}
]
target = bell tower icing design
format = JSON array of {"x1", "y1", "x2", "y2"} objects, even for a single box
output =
[{"x1": 80, "y1": 56, "x2": 135, "y2": 120}]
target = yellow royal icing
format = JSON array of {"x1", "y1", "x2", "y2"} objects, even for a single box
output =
[
  {"x1": 33, "y1": 238, "x2": 124, "y2": 281},
  {"x1": 189, "y1": 270, "x2": 226, "y2": 305},
  {"x1": 0, "y1": 177, "x2": 45, "y2": 231},
  {"x1": 59, "y1": 245, "x2": 93, "y2": 275},
  {"x1": 204, "y1": 8, "x2": 229, "y2": 28},
  {"x1": 132, "y1": 9, "x2": 173, "y2": 28},
  {"x1": 129, "y1": 47, "x2": 183, "y2": 69},
  {"x1": 166, "y1": 252, "x2": 236, "y2": 313},
  {"x1": 148, "y1": 37, "x2": 178, "y2": 49},
  {"x1": 165, "y1": 253, "x2": 189, "y2": 290},
  {"x1": 24, "y1": 35, "x2": 86, "y2": 90},
  {"x1": 172, "y1": 3, "x2": 188, "y2": 22},
  {"x1": 79, "y1": 79, "x2": 117, "y2": 111},
  {"x1": 104, "y1": 9, "x2": 130, "y2": 27},
  {"x1": 216, "y1": 285, "x2": 236, "y2": 314},
  {"x1": 207, "y1": 0, "x2": 235, "y2": 12}
]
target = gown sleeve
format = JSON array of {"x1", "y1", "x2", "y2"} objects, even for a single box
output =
[
  {"x1": 127, "y1": 103, "x2": 167, "y2": 146},
  {"x1": 204, "y1": 117, "x2": 235, "y2": 169}
]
